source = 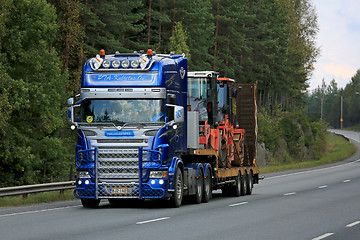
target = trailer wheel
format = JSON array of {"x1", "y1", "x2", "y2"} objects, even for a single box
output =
[
  {"x1": 81, "y1": 198, "x2": 100, "y2": 208},
  {"x1": 241, "y1": 171, "x2": 248, "y2": 196},
  {"x1": 247, "y1": 171, "x2": 253, "y2": 195},
  {"x1": 170, "y1": 167, "x2": 184, "y2": 208},
  {"x1": 203, "y1": 169, "x2": 212, "y2": 203},
  {"x1": 233, "y1": 171, "x2": 241, "y2": 197},
  {"x1": 193, "y1": 169, "x2": 204, "y2": 204}
]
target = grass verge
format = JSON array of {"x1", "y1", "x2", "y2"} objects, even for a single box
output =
[
  {"x1": 0, "y1": 189, "x2": 76, "y2": 208},
  {"x1": 259, "y1": 133, "x2": 357, "y2": 174}
]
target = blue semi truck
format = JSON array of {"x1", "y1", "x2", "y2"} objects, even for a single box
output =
[{"x1": 67, "y1": 49, "x2": 259, "y2": 208}]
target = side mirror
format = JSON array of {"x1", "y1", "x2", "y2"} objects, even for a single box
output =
[
  {"x1": 67, "y1": 107, "x2": 73, "y2": 123},
  {"x1": 166, "y1": 104, "x2": 184, "y2": 124},
  {"x1": 174, "y1": 106, "x2": 184, "y2": 123},
  {"x1": 67, "y1": 97, "x2": 74, "y2": 106}
]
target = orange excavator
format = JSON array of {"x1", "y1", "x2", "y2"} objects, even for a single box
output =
[{"x1": 187, "y1": 72, "x2": 253, "y2": 169}]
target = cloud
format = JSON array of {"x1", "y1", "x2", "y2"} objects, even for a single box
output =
[{"x1": 310, "y1": 0, "x2": 360, "y2": 90}]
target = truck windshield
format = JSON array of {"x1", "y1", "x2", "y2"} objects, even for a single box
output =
[
  {"x1": 188, "y1": 78, "x2": 209, "y2": 100},
  {"x1": 80, "y1": 99, "x2": 165, "y2": 124}
]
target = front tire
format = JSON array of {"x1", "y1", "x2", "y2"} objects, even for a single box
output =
[
  {"x1": 81, "y1": 198, "x2": 100, "y2": 208},
  {"x1": 170, "y1": 167, "x2": 184, "y2": 208}
]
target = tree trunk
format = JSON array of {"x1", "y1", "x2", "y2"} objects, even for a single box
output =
[
  {"x1": 213, "y1": 0, "x2": 220, "y2": 68},
  {"x1": 147, "y1": 0, "x2": 152, "y2": 45},
  {"x1": 172, "y1": 0, "x2": 176, "y2": 36}
]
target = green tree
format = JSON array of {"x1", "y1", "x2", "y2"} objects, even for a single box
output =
[
  {"x1": 173, "y1": 0, "x2": 214, "y2": 70},
  {"x1": 169, "y1": 21, "x2": 191, "y2": 60},
  {"x1": 0, "y1": 0, "x2": 71, "y2": 186}
]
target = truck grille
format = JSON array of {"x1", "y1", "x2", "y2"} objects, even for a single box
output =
[
  {"x1": 97, "y1": 148, "x2": 140, "y2": 198},
  {"x1": 97, "y1": 148, "x2": 139, "y2": 180}
]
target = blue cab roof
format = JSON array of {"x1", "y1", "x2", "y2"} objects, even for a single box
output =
[{"x1": 81, "y1": 52, "x2": 187, "y2": 92}]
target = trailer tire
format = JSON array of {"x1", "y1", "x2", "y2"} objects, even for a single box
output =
[
  {"x1": 170, "y1": 167, "x2": 184, "y2": 208},
  {"x1": 241, "y1": 171, "x2": 248, "y2": 196},
  {"x1": 246, "y1": 171, "x2": 253, "y2": 195},
  {"x1": 203, "y1": 169, "x2": 212, "y2": 203},
  {"x1": 193, "y1": 169, "x2": 204, "y2": 204},
  {"x1": 81, "y1": 198, "x2": 100, "y2": 208},
  {"x1": 233, "y1": 171, "x2": 241, "y2": 197}
]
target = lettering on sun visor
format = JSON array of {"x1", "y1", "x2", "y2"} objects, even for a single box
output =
[
  {"x1": 89, "y1": 74, "x2": 154, "y2": 82},
  {"x1": 105, "y1": 131, "x2": 135, "y2": 137}
]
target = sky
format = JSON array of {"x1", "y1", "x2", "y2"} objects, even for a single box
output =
[{"x1": 309, "y1": 0, "x2": 360, "y2": 91}]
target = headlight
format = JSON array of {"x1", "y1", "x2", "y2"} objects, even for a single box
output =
[
  {"x1": 150, "y1": 171, "x2": 168, "y2": 178},
  {"x1": 130, "y1": 59, "x2": 139, "y2": 68},
  {"x1": 102, "y1": 59, "x2": 111, "y2": 68},
  {"x1": 112, "y1": 59, "x2": 120, "y2": 68},
  {"x1": 77, "y1": 171, "x2": 91, "y2": 178},
  {"x1": 121, "y1": 59, "x2": 130, "y2": 68}
]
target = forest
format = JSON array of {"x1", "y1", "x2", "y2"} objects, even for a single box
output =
[
  {"x1": 0, "y1": 0, "x2": 325, "y2": 187},
  {"x1": 307, "y1": 70, "x2": 360, "y2": 129}
]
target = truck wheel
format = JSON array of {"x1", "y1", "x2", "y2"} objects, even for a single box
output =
[
  {"x1": 233, "y1": 171, "x2": 241, "y2": 197},
  {"x1": 193, "y1": 169, "x2": 204, "y2": 204},
  {"x1": 171, "y1": 168, "x2": 184, "y2": 208},
  {"x1": 81, "y1": 198, "x2": 100, "y2": 208},
  {"x1": 203, "y1": 169, "x2": 212, "y2": 203},
  {"x1": 241, "y1": 171, "x2": 248, "y2": 196},
  {"x1": 247, "y1": 171, "x2": 253, "y2": 195}
]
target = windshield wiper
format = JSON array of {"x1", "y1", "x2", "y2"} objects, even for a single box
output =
[{"x1": 115, "y1": 122, "x2": 148, "y2": 131}]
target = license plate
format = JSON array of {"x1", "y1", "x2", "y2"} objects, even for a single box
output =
[{"x1": 109, "y1": 187, "x2": 128, "y2": 195}]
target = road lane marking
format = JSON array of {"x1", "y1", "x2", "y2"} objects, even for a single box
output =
[
  {"x1": 229, "y1": 202, "x2": 248, "y2": 207},
  {"x1": 136, "y1": 217, "x2": 170, "y2": 225},
  {"x1": 346, "y1": 221, "x2": 360, "y2": 227},
  {"x1": 265, "y1": 159, "x2": 360, "y2": 180},
  {"x1": 312, "y1": 233, "x2": 334, "y2": 240},
  {"x1": 0, "y1": 205, "x2": 81, "y2": 218},
  {"x1": 318, "y1": 185, "x2": 328, "y2": 189},
  {"x1": 284, "y1": 192, "x2": 296, "y2": 196},
  {"x1": 343, "y1": 179, "x2": 351, "y2": 183}
]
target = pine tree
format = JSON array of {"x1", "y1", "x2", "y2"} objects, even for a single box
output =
[
  {"x1": 169, "y1": 21, "x2": 191, "y2": 59},
  {"x1": 172, "y1": 0, "x2": 214, "y2": 70}
]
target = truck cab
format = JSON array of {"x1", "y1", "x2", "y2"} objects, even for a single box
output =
[{"x1": 68, "y1": 50, "x2": 188, "y2": 207}]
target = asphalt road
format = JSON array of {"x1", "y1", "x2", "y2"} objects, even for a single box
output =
[{"x1": 1, "y1": 130, "x2": 359, "y2": 240}]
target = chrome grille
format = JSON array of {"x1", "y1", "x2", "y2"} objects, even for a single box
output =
[{"x1": 97, "y1": 148, "x2": 139, "y2": 180}]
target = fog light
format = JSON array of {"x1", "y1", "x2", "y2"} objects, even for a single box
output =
[
  {"x1": 159, "y1": 180, "x2": 164, "y2": 185},
  {"x1": 85, "y1": 180, "x2": 90, "y2": 185},
  {"x1": 78, "y1": 180, "x2": 82, "y2": 185},
  {"x1": 151, "y1": 180, "x2": 156, "y2": 184}
]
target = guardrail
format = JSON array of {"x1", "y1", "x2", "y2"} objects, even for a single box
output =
[{"x1": 0, "y1": 181, "x2": 75, "y2": 199}]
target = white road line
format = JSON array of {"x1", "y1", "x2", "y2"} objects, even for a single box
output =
[
  {"x1": 318, "y1": 185, "x2": 328, "y2": 189},
  {"x1": 229, "y1": 202, "x2": 248, "y2": 207},
  {"x1": 312, "y1": 233, "x2": 334, "y2": 240},
  {"x1": 0, "y1": 205, "x2": 81, "y2": 218},
  {"x1": 343, "y1": 179, "x2": 351, "y2": 183},
  {"x1": 284, "y1": 192, "x2": 296, "y2": 196},
  {"x1": 346, "y1": 221, "x2": 360, "y2": 227},
  {"x1": 265, "y1": 159, "x2": 360, "y2": 180},
  {"x1": 136, "y1": 217, "x2": 170, "y2": 225}
]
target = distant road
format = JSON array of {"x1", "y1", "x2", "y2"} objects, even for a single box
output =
[{"x1": 0, "y1": 130, "x2": 359, "y2": 240}]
